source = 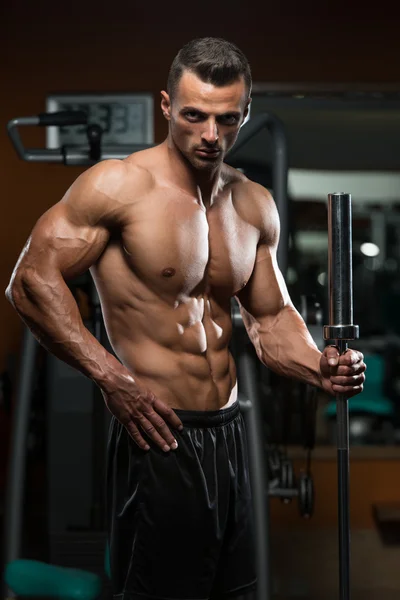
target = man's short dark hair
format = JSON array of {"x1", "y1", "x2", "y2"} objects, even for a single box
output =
[{"x1": 167, "y1": 37, "x2": 252, "y2": 101}]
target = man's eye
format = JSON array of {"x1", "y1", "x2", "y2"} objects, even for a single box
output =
[
  {"x1": 220, "y1": 115, "x2": 239, "y2": 125},
  {"x1": 185, "y1": 112, "x2": 201, "y2": 120}
]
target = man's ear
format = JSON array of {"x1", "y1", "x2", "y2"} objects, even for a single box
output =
[
  {"x1": 160, "y1": 91, "x2": 171, "y2": 121},
  {"x1": 241, "y1": 98, "x2": 252, "y2": 128}
]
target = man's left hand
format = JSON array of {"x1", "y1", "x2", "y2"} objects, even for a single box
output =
[{"x1": 320, "y1": 346, "x2": 366, "y2": 397}]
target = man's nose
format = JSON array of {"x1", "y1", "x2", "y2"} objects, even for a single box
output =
[{"x1": 201, "y1": 119, "x2": 219, "y2": 145}]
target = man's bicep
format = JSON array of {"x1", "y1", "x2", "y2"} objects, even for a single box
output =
[
  {"x1": 235, "y1": 242, "x2": 290, "y2": 322},
  {"x1": 20, "y1": 202, "x2": 110, "y2": 281},
  {"x1": 35, "y1": 204, "x2": 109, "y2": 279}
]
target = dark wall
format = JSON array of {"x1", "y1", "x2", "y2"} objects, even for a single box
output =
[{"x1": 1, "y1": 4, "x2": 400, "y2": 369}]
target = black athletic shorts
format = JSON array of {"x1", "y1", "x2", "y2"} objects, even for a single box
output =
[{"x1": 106, "y1": 400, "x2": 257, "y2": 600}]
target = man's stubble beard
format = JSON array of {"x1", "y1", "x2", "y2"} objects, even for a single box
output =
[{"x1": 186, "y1": 148, "x2": 225, "y2": 174}]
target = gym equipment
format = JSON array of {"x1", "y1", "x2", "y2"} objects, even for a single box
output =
[
  {"x1": 298, "y1": 472, "x2": 314, "y2": 519},
  {"x1": 323, "y1": 192, "x2": 360, "y2": 600},
  {"x1": 280, "y1": 458, "x2": 295, "y2": 500},
  {"x1": 44, "y1": 93, "x2": 154, "y2": 150},
  {"x1": 4, "y1": 560, "x2": 101, "y2": 599},
  {"x1": 6, "y1": 111, "x2": 152, "y2": 165},
  {"x1": 4, "y1": 327, "x2": 37, "y2": 568},
  {"x1": 267, "y1": 455, "x2": 315, "y2": 518},
  {"x1": 238, "y1": 351, "x2": 272, "y2": 600}
]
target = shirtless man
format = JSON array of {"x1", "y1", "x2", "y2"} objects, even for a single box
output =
[{"x1": 6, "y1": 38, "x2": 365, "y2": 600}]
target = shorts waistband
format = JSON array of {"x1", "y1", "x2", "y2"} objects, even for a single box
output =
[{"x1": 172, "y1": 400, "x2": 240, "y2": 428}]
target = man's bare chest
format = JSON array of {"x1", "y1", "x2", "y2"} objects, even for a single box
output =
[{"x1": 120, "y1": 196, "x2": 259, "y2": 298}]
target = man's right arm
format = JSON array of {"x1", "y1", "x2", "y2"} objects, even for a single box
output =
[
  {"x1": 6, "y1": 160, "x2": 183, "y2": 451},
  {"x1": 6, "y1": 160, "x2": 127, "y2": 392}
]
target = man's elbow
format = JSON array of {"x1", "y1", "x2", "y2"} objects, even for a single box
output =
[
  {"x1": 5, "y1": 281, "x2": 14, "y2": 306},
  {"x1": 6, "y1": 272, "x2": 23, "y2": 310},
  {"x1": 5, "y1": 269, "x2": 34, "y2": 312}
]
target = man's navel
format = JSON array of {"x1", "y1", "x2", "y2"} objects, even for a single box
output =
[{"x1": 162, "y1": 267, "x2": 176, "y2": 278}]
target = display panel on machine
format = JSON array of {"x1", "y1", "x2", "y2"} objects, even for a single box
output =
[{"x1": 46, "y1": 93, "x2": 154, "y2": 148}]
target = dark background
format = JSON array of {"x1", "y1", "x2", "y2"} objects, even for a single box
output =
[{"x1": 2, "y1": 5, "x2": 400, "y2": 598}]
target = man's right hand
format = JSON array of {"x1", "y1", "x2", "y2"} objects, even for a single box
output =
[{"x1": 102, "y1": 380, "x2": 183, "y2": 452}]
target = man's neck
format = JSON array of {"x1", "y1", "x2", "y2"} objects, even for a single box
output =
[{"x1": 162, "y1": 138, "x2": 222, "y2": 208}]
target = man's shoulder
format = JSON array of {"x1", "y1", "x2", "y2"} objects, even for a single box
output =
[
  {"x1": 226, "y1": 169, "x2": 275, "y2": 214},
  {"x1": 61, "y1": 156, "x2": 157, "y2": 229},
  {"x1": 77, "y1": 154, "x2": 156, "y2": 202},
  {"x1": 225, "y1": 169, "x2": 279, "y2": 243}
]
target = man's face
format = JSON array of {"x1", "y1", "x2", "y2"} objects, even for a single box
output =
[{"x1": 161, "y1": 70, "x2": 250, "y2": 173}]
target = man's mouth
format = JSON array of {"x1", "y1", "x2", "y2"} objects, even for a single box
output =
[{"x1": 195, "y1": 148, "x2": 221, "y2": 158}]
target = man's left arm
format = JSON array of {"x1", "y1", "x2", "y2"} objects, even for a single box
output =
[{"x1": 235, "y1": 186, "x2": 366, "y2": 397}]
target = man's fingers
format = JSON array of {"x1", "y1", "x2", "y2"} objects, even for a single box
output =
[
  {"x1": 323, "y1": 347, "x2": 366, "y2": 398},
  {"x1": 337, "y1": 362, "x2": 367, "y2": 376},
  {"x1": 330, "y1": 373, "x2": 366, "y2": 387},
  {"x1": 148, "y1": 411, "x2": 180, "y2": 450},
  {"x1": 325, "y1": 347, "x2": 365, "y2": 373},
  {"x1": 153, "y1": 398, "x2": 184, "y2": 431},
  {"x1": 324, "y1": 346, "x2": 340, "y2": 366},
  {"x1": 332, "y1": 384, "x2": 364, "y2": 396},
  {"x1": 126, "y1": 422, "x2": 150, "y2": 451},
  {"x1": 138, "y1": 414, "x2": 177, "y2": 453},
  {"x1": 338, "y1": 350, "x2": 364, "y2": 366}
]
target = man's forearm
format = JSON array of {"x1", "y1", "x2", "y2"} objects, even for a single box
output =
[
  {"x1": 252, "y1": 304, "x2": 323, "y2": 388},
  {"x1": 6, "y1": 270, "x2": 132, "y2": 394}
]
